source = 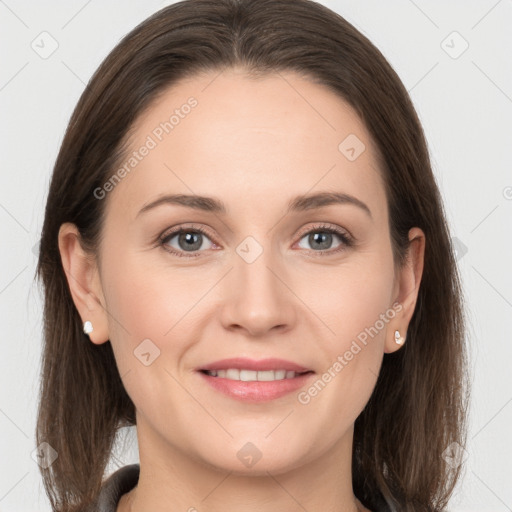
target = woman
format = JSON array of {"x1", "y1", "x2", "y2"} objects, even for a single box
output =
[{"x1": 35, "y1": 0, "x2": 470, "y2": 511}]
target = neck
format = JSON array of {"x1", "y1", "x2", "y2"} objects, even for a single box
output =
[{"x1": 118, "y1": 419, "x2": 371, "y2": 512}]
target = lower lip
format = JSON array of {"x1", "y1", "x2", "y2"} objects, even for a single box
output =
[{"x1": 197, "y1": 371, "x2": 315, "y2": 403}]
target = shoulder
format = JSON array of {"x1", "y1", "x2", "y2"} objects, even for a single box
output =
[{"x1": 95, "y1": 464, "x2": 140, "y2": 512}]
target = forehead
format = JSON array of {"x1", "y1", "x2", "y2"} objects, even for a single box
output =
[{"x1": 105, "y1": 68, "x2": 386, "y2": 221}]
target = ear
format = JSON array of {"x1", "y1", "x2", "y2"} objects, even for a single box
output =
[
  {"x1": 58, "y1": 222, "x2": 109, "y2": 345},
  {"x1": 384, "y1": 227, "x2": 425, "y2": 354}
]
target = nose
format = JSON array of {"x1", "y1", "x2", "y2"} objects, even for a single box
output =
[{"x1": 219, "y1": 246, "x2": 297, "y2": 338}]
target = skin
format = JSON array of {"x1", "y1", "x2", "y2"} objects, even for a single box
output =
[{"x1": 59, "y1": 67, "x2": 425, "y2": 512}]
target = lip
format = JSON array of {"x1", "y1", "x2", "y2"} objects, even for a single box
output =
[
  {"x1": 198, "y1": 357, "x2": 311, "y2": 372},
  {"x1": 198, "y1": 370, "x2": 315, "y2": 403},
  {"x1": 196, "y1": 358, "x2": 315, "y2": 403}
]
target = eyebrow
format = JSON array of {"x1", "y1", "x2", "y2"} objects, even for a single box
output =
[{"x1": 136, "y1": 191, "x2": 372, "y2": 219}]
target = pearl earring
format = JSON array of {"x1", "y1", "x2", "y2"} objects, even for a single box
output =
[
  {"x1": 83, "y1": 321, "x2": 94, "y2": 335},
  {"x1": 394, "y1": 330, "x2": 404, "y2": 345}
]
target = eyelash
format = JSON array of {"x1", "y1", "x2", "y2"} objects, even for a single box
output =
[{"x1": 158, "y1": 223, "x2": 354, "y2": 259}]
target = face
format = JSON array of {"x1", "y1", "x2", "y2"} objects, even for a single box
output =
[{"x1": 77, "y1": 68, "x2": 415, "y2": 475}]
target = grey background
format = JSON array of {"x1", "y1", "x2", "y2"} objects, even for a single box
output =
[{"x1": 1, "y1": 0, "x2": 511, "y2": 510}]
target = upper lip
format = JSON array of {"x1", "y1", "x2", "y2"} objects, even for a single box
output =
[{"x1": 198, "y1": 357, "x2": 313, "y2": 373}]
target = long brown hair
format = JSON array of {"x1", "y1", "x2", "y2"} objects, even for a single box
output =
[{"x1": 35, "y1": 1, "x2": 470, "y2": 510}]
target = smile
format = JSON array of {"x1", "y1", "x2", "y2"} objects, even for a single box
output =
[
  {"x1": 202, "y1": 369, "x2": 311, "y2": 381},
  {"x1": 198, "y1": 369, "x2": 315, "y2": 402}
]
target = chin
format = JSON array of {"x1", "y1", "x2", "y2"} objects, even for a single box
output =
[{"x1": 193, "y1": 437, "x2": 309, "y2": 477}]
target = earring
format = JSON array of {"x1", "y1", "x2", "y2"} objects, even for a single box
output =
[
  {"x1": 394, "y1": 330, "x2": 404, "y2": 345},
  {"x1": 83, "y1": 321, "x2": 94, "y2": 335}
]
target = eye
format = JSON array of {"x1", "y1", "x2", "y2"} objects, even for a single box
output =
[
  {"x1": 160, "y1": 225, "x2": 216, "y2": 258},
  {"x1": 159, "y1": 222, "x2": 353, "y2": 259},
  {"x1": 295, "y1": 223, "x2": 353, "y2": 256}
]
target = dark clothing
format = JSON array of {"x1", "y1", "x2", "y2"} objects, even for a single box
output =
[{"x1": 95, "y1": 464, "x2": 139, "y2": 512}]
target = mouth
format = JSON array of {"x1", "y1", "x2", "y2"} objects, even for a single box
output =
[
  {"x1": 196, "y1": 358, "x2": 315, "y2": 402},
  {"x1": 199, "y1": 368, "x2": 314, "y2": 381}
]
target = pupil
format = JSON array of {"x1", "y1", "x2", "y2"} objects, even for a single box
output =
[
  {"x1": 180, "y1": 232, "x2": 201, "y2": 251},
  {"x1": 311, "y1": 232, "x2": 331, "y2": 250}
]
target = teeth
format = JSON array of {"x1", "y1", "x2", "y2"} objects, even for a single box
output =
[
  {"x1": 240, "y1": 369, "x2": 258, "y2": 381},
  {"x1": 204, "y1": 369, "x2": 302, "y2": 381},
  {"x1": 226, "y1": 368, "x2": 239, "y2": 380}
]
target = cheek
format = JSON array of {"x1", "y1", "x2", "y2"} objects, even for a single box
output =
[
  {"x1": 99, "y1": 246, "x2": 197, "y2": 383},
  {"x1": 300, "y1": 250, "x2": 395, "y2": 402},
  {"x1": 99, "y1": 250, "x2": 195, "y2": 423},
  {"x1": 306, "y1": 250, "x2": 395, "y2": 347},
  {"x1": 102, "y1": 245, "x2": 201, "y2": 339}
]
